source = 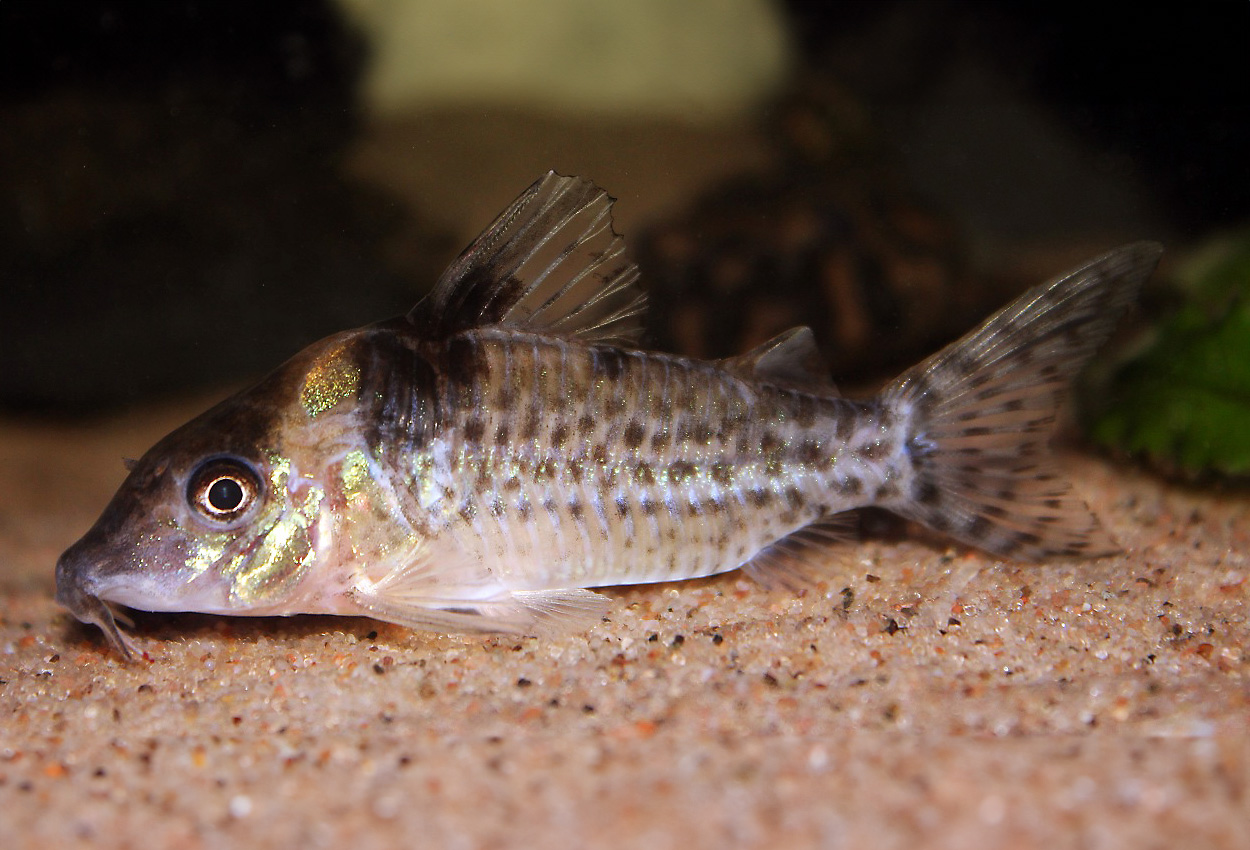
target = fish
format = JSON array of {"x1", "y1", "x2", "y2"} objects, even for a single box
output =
[{"x1": 55, "y1": 171, "x2": 1163, "y2": 659}]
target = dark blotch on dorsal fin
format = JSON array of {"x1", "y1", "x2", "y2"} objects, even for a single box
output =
[
  {"x1": 719, "y1": 327, "x2": 838, "y2": 394},
  {"x1": 407, "y1": 171, "x2": 646, "y2": 345}
]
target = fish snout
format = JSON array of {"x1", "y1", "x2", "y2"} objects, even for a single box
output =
[
  {"x1": 55, "y1": 546, "x2": 135, "y2": 660},
  {"x1": 54, "y1": 542, "x2": 96, "y2": 612}
]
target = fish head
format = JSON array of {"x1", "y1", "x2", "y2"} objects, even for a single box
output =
[{"x1": 55, "y1": 334, "x2": 373, "y2": 657}]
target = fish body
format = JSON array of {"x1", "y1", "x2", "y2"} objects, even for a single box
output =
[{"x1": 55, "y1": 172, "x2": 1163, "y2": 658}]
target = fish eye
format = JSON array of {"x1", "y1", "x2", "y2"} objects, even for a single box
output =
[{"x1": 187, "y1": 458, "x2": 262, "y2": 524}]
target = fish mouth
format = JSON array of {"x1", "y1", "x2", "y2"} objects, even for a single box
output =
[{"x1": 55, "y1": 555, "x2": 136, "y2": 660}]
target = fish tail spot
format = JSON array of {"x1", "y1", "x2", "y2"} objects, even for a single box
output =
[{"x1": 879, "y1": 243, "x2": 1162, "y2": 560}]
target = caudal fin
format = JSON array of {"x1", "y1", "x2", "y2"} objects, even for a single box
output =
[{"x1": 881, "y1": 242, "x2": 1163, "y2": 560}]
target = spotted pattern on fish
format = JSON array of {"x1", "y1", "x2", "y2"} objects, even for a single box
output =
[
  {"x1": 408, "y1": 327, "x2": 898, "y2": 589},
  {"x1": 53, "y1": 171, "x2": 1163, "y2": 659}
]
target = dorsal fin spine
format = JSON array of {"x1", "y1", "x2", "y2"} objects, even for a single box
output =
[{"x1": 408, "y1": 172, "x2": 646, "y2": 345}]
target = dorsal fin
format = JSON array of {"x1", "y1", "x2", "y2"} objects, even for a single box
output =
[
  {"x1": 407, "y1": 171, "x2": 646, "y2": 344},
  {"x1": 719, "y1": 327, "x2": 838, "y2": 393}
]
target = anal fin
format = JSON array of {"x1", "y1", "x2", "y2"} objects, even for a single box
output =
[{"x1": 741, "y1": 516, "x2": 856, "y2": 592}]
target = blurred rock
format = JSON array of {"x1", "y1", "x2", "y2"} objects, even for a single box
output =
[
  {"x1": 0, "y1": 1, "x2": 452, "y2": 412},
  {"x1": 337, "y1": 0, "x2": 791, "y2": 120}
]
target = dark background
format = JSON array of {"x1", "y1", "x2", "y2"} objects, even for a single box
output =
[{"x1": 2, "y1": 0, "x2": 1246, "y2": 412}]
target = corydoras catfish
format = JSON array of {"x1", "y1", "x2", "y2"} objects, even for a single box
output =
[{"x1": 56, "y1": 172, "x2": 1163, "y2": 658}]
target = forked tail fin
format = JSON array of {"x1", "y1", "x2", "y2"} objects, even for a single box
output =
[{"x1": 881, "y1": 242, "x2": 1163, "y2": 560}]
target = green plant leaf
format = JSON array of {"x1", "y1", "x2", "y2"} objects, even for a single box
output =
[{"x1": 1084, "y1": 232, "x2": 1250, "y2": 477}]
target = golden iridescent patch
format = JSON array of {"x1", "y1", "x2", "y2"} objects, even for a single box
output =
[{"x1": 300, "y1": 344, "x2": 361, "y2": 418}]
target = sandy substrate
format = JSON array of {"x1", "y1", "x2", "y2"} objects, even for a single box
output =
[
  {"x1": 0, "y1": 104, "x2": 1245, "y2": 849},
  {"x1": 0, "y1": 397, "x2": 1246, "y2": 849}
]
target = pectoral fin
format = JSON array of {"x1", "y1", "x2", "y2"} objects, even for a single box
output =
[
  {"x1": 347, "y1": 586, "x2": 609, "y2": 638},
  {"x1": 344, "y1": 541, "x2": 609, "y2": 637}
]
